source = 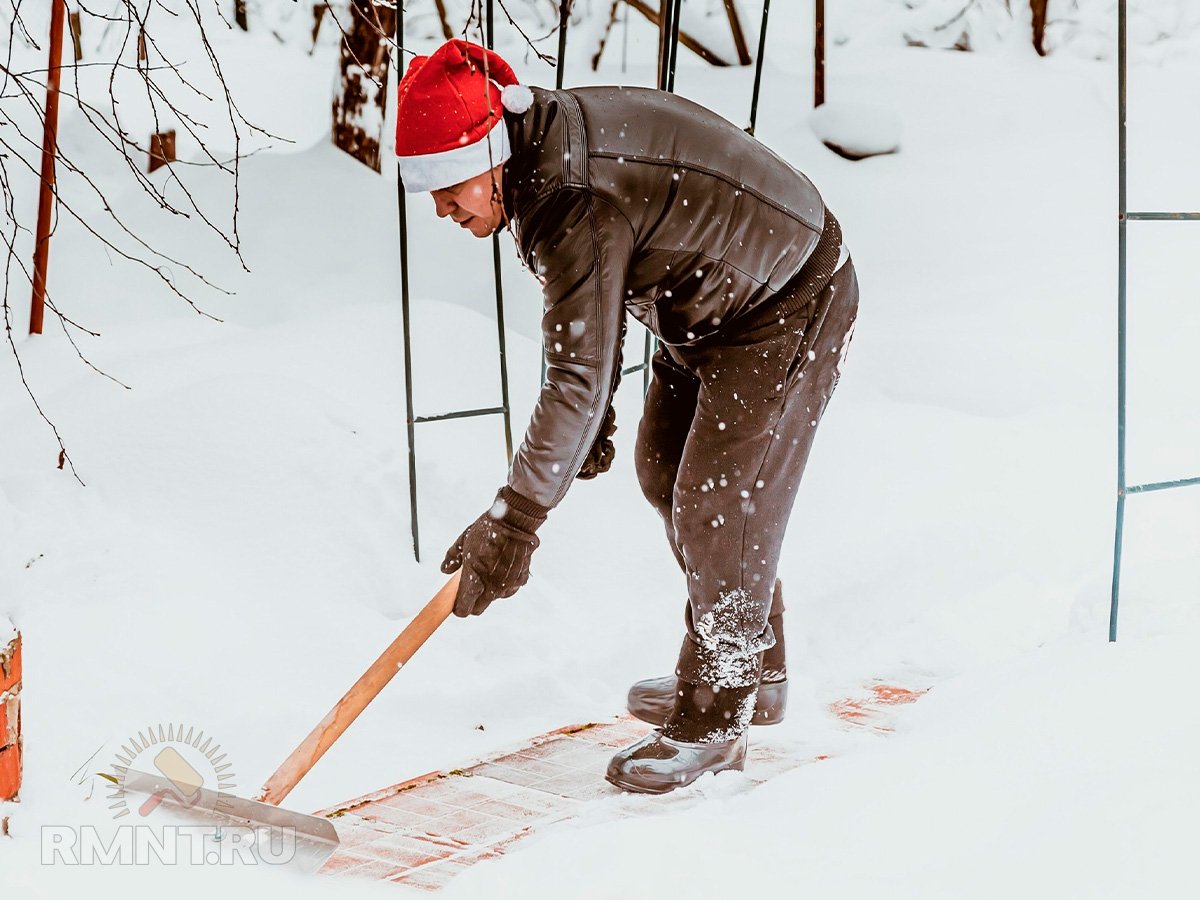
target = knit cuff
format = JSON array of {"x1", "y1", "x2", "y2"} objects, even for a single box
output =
[{"x1": 495, "y1": 485, "x2": 550, "y2": 532}]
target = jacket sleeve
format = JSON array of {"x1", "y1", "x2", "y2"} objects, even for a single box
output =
[{"x1": 507, "y1": 188, "x2": 633, "y2": 510}]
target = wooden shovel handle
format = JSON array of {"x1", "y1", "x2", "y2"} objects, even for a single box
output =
[{"x1": 255, "y1": 572, "x2": 459, "y2": 806}]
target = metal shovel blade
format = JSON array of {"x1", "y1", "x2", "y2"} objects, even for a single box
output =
[{"x1": 116, "y1": 768, "x2": 340, "y2": 873}]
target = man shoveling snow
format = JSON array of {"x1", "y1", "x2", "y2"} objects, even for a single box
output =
[{"x1": 394, "y1": 39, "x2": 859, "y2": 794}]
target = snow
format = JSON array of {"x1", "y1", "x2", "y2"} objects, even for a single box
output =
[
  {"x1": 444, "y1": 633, "x2": 1200, "y2": 900},
  {"x1": 2, "y1": 1, "x2": 1199, "y2": 897},
  {"x1": 808, "y1": 101, "x2": 903, "y2": 158},
  {"x1": 0, "y1": 614, "x2": 14, "y2": 646}
]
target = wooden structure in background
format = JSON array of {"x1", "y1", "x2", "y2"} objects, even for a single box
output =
[
  {"x1": 29, "y1": 0, "x2": 67, "y2": 336},
  {"x1": 332, "y1": 0, "x2": 397, "y2": 172},
  {"x1": 148, "y1": 130, "x2": 177, "y2": 173},
  {"x1": 433, "y1": 0, "x2": 454, "y2": 40},
  {"x1": 593, "y1": 0, "x2": 754, "y2": 71},
  {"x1": 68, "y1": 10, "x2": 82, "y2": 60}
]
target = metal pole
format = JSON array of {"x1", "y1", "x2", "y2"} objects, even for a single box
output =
[
  {"x1": 396, "y1": 4, "x2": 421, "y2": 561},
  {"x1": 486, "y1": 0, "x2": 515, "y2": 463},
  {"x1": 1110, "y1": 0, "x2": 1128, "y2": 641},
  {"x1": 643, "y1": 332, "x2": 654, "y2": 395},
  {"x1": 656, "y1": 0, "x2": 672, "y2": 90},
  {"x1": 492, "y1": 234, "x2": 515, "y2": 464},
  {"x1": 542, "y1": 2, "x2": 572, "y2": 384},
  {"x1": 621, "y1": 0, "x2": 630, "y2": 74},
  {"x1": 556, "y1": 0, "x2": 570, "y2": 90},
  {"x1": 814, "y1": 0, "x2": 825, "y2": 108},
  {"x1": 646, "y1": 0, "x2": 683, "y2": 389},
  {"x1": 666, "y1": 0, "x2": 682, "y2": 93},
  {"x1": 29, "y1": 0, "x2": 67, "y2": 336},
  {"x1": 747, "y1": 0, "x2": 771, "y2": 135}
]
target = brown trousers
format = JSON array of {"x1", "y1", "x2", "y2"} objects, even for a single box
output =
[{"x1": 634, "y1": 256, "x2": 860, "y2": 687}]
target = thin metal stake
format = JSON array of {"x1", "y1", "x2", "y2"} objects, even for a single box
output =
[
  {"x1": 656, "y1": 0, "x2": 677, "y2": 91},
  {"x1": 492, "y1": 234, "x2": 514, "y2": 463},
  {"x1": 396, "y1": 5, "x2": 419, "y2": 561},
  {"x1": 487, "y1": 0, "x2": 515, "y2": 463},
  {"x1": 666, "y1": 0, "x2": 682, "y2": 93},
  {"x1": 621, "y1": 0, "x2": 630, "y2": 74},
  {"x1": 542, "y1": 1, "x2": 573, "y2": 385},
  {"x1": 556, "y1": 1, "x2": 571, "y2": 89},
  {"x1": 1110, "y1": 0, "x2": 1128, "y2": 642},
  {"x1": 747, "y1": 0, "x2": 771, "y2": 135},
  {"x1": 814, "y1": 0, "x2": 825, "y2": 107}
]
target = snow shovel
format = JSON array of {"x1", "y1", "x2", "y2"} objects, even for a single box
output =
[{"x1": 110, "y1": 572, "x2": 460, "y2": 872}]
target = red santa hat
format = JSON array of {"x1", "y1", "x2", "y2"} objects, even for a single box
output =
[{"x1": 394, "y1": 39, "x2": 534, "y2": 193}]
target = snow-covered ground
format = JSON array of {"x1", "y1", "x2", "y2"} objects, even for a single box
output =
[{"x1": 2, "y1": 2, "x2": 1199, "y2": 897}]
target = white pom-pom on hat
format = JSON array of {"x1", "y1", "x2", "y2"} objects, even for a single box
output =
[{"x1": 501, "y1": 83, "x2": 534, "y2": 114}]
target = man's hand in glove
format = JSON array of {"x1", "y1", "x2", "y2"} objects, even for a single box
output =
[
  {"x1": 576, "y1": 404, "x2": 617, "y2": 480},
  {"x1": 440, "y1": 486, "x2": 549, "y2": 617}
]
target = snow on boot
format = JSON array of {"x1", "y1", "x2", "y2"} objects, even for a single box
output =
[
  {"x1": 627, "y1": 580, "x2": 788, "y2": 726},
  {"x1": 606, "y1": 681, "x2": 755, "y2": 794}
]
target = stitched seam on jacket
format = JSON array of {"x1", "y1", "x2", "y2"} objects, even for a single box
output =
[
  {"x1": 590, "y1": 151, "x2": 822, "y2": 233},
  {"x1": 561, "y1": 92, "x2": 589, "y2": 187},
  {"x1": 639, "y1": 244, "x2": 759, "y2": 285},
  {"x1": 548, "y1": 192, "x2": 624, "y2": 507}
]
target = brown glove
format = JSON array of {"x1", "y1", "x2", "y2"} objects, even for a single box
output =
[{"x1": 440, "y1": 486, "x2": 549, "y2": 617}]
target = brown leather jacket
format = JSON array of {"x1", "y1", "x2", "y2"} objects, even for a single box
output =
[{"x1": 500, "y1": 86, "x2": 833, "y2": 512}]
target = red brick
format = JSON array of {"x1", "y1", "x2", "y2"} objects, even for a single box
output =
[
  {"x1": 564, "y1": 720, "x2": 653, "y2": 748},
  {"x1": 356, "y1": 835, "x2": 456, "y2": 868},
  {"x1": 334, "y1": 858, "x2": 408, "y2": 880},
  {"x1": 471, "y1": 797, "x2": 549, "y2": 823},
  {"x1": 413, "y1": 807, "x2": 499, "y2": 840},
  {"x1": 375, "y1": 792, "x2": 460, "y2": 819},
  {"x1": 317, "y1": 851, "x2": 377, "y2": 875},
  {"x1": 487, "y1": 753, "x2": 575, "y2": 780},
  {"x1": 535, "y1": 771, "x2": 621, "y2": 802},
  {"x1": 392, "y1": 854, "x2": 476, "y2": 890},
  {"x1": 329, "y1": 816, "x2": 401, "y2": 848},
  {"x1": 353, "y1": 802, "x2": 447, "y2": 830},
  {"x1": 441, "y1": 818, "x2": 528, "y2": 848},
  {"x1": 0, "y1": 693, "x2": 17, "y2": 747},
  {"x1": 480, "y1": 783, "x2": 580, "y2": 815},
  {"x1": 0, "y1": 743, "x2": 21, "y2": 801},
  {"x1": 0, "y1": 635, "x2": 19, "y2": 696},
  {"x1": 510, "y1": 736, "x2": 574, "y2": 761},
  {"x1": 470, "y1": 761, "x2": 552, "y2": 788}
]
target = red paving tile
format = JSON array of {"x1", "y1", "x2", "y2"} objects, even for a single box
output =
[
  {"x1": 356, "y1": 836, "x2": 458, "y2": 868},
  {"x1": 318, "y1": 683, "x2": 928, "y2": 889}
]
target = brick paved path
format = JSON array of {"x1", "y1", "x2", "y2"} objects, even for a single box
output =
[{"x1": 317, "y1": 682, "x2": 925, "y2": 891}]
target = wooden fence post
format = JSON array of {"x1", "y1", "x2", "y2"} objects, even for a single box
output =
[
  {"x1": 29, "y1": 0, "x2": 67, "y2": 336},
  {"x1": 332, "y1": 0, "x2": 398, "y2": 173}
]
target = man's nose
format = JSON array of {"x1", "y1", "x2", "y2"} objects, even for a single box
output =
[{"x1": 431, "y1": 192, "x2": 453, "y2": 218}]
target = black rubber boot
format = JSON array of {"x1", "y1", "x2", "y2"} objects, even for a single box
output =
[
  {"x1": 627, "y1": 676, "x2": 787, "y2": 727},
  {"x1": 627, "y1": 580, "x2": 788, "y2": 727},
  {"x1": 606, "y1": 681, "x2": 756, "y2": 794}
]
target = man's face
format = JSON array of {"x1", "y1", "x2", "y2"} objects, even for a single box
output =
[{"x1": 430, "y1": 166, "x2": 504, "y2": 238}]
